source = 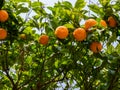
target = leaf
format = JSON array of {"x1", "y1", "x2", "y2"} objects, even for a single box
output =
[
  {"x1": 31, "y1": 1, "x2": 43, "y2": 8},
  {"x1": 62, "y1": 60, "x2": 68, "y2": 65},
  {"x1": 23, "y1": 27, "x2": 33, "y2": 34},
  {"x1": 26, "y1": 56, "x2": 32, "y2": 65},
  {"x1": 115, "y1": 43, "x2": 120, "y2": 53},
  {"x1": 30, "y1": 1, "x2": 45, "y2": 14},
  {"x1": 94, "y1": 59, "x2": 103, "y2": 67},
  {"x1": 55, "y1": 60, "x2": 59, "y2": 68},
  {"x1": 13, "y1": 0, "x2": 30, "y2": 2},
  {"x1": 64, "y1": 23, "x2": 74, "y2": 29},
  {"x1": 88, "y1": 4, "x2": 103, "y2": 15},
  {"x1": 18, "y1": 7, "x2": 29, "y2": 13},
  {"x1": 107, "y1": 45, "x2": 115, "y2": 54},
  {"x1": 62, "y1": 1, "x2": 73, "y2": 9},
  {"x1": 65, "y1": 10, "x2": 71, "y2": 16},
  {"x1": 107, "y1": 32, "x2": 117, "y2": 45},
  {"x1": 99, "y1": 0, "x2": 110, "y2": 6},
  {"x1": 0, "y1": 71, "x2": 4, "y2": 76},
  {"x1": 74, "y1": 0, "x2": 86, "y2": 9},
  {"x1": 0, "y1": 0, "x2": 4, "y2": 9},
  {"x1": 113, "y1": 1, "x2": 120, "y2": 12}
]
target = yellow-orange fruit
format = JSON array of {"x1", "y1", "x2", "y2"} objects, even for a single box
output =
[
  {"x1": 90, "y1": 42, "x2": 102, "y2": 53},
  {"x1": 0, "y1": 28, "x2": 7, "y2": 40},
  {"x1": 108, "y1": 16, "x2": 117, "y2": 27},
  {"x1": 39, "y1": 35, "x2": 49, "y2": 45},
  {"x1": 19, "y1": 34, "x2": 26, "y2": 39},
  {"x1": 85, "y1": 19, "x2": 97, "y2": 30},
  {"x1": 0, "y1": 10, "x2": 9, "y2": 22},
  {"x1": 73, "y1": 28, "x2": 87, "y2": 41},
  {"x1": 55, "y1": 26, "x2": 69, "y2": 39},
  {"x1": 100, "y1": 20, "x2": 107, "y2": 28}
]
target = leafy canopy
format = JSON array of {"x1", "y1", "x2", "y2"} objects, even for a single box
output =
[{"x1": 0, "y1": 0, "x2": 120, "y2": 90}]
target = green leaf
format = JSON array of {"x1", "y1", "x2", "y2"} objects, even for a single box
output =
[
  {"x1": 113, "y1": 1, "x2": 120, "y2": 12},
  {"x1": 99, "y1": 0, "x2": 110, "y2": 6},
  {"x1": 64, "y1": 23, "x2": 74, "y2": 29},
  {"x1": 62, "y1": 60, "x2": 68, "y2": 65},
  {"x1": 106, "y1": 45, "x2": 115, "y2": 54},
  {"x1": 31, "y1": 1, "x2": 43, "y2": 8},
  {"x1": 88, "y1": 4, "x2": 103, "y2": 15},
  {"x1": 13, "y1": 0, "x2": 30, "y2": 2},
  {"x1": 0, "y1": 71, "x2": 4, "y2": 76},
  {"x1": 23, "y1": 27, "x2": 33, "y2": 34},
  {"x1": 74, "y1": 0, "x2": 86, "y2": 9},
  {"x1": 62, "y1": 1, "x2": 73, "y2": 9},
  {"x1": 115, "y1": 43, "x2": 120, "y2": 53},
  {"x1": 30, "y1": 1, "x2": 45, "y2": 14},
  {"x1": 18, "y1": 7, "x2": 29, "y2": 13},
  {"x1": 55, "y1": 60, "x2": 59, "y2": 68},
  {"x1": 26, "y1": 56, "x2": 32, "y2": 65},
  {"x1": 107, "y1": 32, "x2": 117, "y2": 45}
]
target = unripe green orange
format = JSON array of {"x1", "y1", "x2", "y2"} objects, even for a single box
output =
[{"x1": 19, "y1": 34, "x2": 26, "y2": 39}]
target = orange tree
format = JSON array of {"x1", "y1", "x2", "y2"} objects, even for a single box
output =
[{"x1": 0, "y1": 0, "x2": 120, "y2": 90}]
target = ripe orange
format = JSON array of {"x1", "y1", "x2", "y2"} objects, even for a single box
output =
[
  {"x1": 90, "y1": 42, "x2": 102, "y2": 53},
  {"x1": 100, "y1": 20, "x2": 107, "y2": 28},
  {"x1": 84, "y1": 19, "x2": 97, "y2": 30},
  {"x1": 55, "y1": 26, "x2": 69, "y2": 39},
  {"x1": 0, "y1": 28, "x2": 7, "y2": 40},
  {"x1": 19, "y1": 34, "x2": 26, "y2": 39},
  {"x1": 73, "y1": 28, "x2": 87, "y2": 41},
  {"x1": 0, "y1": 10, "x2": 9, "y2": 22},
  {"x1": 108, "y1": 16, "x2": 117, "y2": 27},
  {"x1": 38, "y1": 35, "x2": 49, "y2": 45}
]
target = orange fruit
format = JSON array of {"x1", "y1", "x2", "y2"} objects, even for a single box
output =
[
  {"x1": 108, "y1": 16, "x2": 117, "y2": 27},
  {"x1": 73, "y1": 28, "x2": 87, "y2": 41},
  {"x1": 0, "y1": 28, "x2": 7, "y2": 40},
  {"x1": 19, "y1": 34, "x2": 26, "y2": 39},
  {"x1": 100, "y1": 20, "x2": 107, "y2": 28},
  {"x1": 55, "y1": 26, "x2": 69, "y2": 39},
  {"x1": 0, "y1": 10, "x2": 9, "y2": 22},
  {"x1": 38, "y1": 35, "x2": 49, "y2": 45},
  {"x1": 84, "y1": 19, "x2": 97, "y2": 30},
  {"x1": 90, "y1": 42, "x2": 102, "y2": 53}
]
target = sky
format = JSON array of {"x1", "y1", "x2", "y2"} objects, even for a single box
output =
[
  {"x1": 37, "y1": 0, "x2": 92, "y2": 17},
  {"x1": 40, "y1": 0, "x2": 77, "y2": 7},
  {"x1": 39, "y1": 0, "x2": 98, "y2": 7},
  {"x1": 38, "y1": 0, "x2": 98, "y2": 14}
]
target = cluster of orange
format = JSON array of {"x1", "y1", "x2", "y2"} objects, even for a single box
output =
[
  {"x1": 0, "y1": 10, "x2": 27, "y2": 40},
  {"x1": 39, "y1": 16, "x2": 117, "y2": 53},
  {"x1": 0, "y1": 8, "x2": 117, "y2": 53},
  {"x1": 0, "y1": 10, "x2": 9, "y2": 40}
]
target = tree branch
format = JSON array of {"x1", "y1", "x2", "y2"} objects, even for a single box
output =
[
  {"x1": 3, "y1": 44, "x2": 18, "y2": 90},
  {"x1": 5, "y1": 70, "x2": 15, "y2": 87},
  {"x1": 41, "y1": 69, "x2": 66, "y2": 89},
  {"x1": 107, "y1": 59, "x2": 120, "y2": 90}
]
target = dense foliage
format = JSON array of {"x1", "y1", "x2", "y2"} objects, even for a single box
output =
[{"x1": 0, "y1": 0, "x2": 120, "y2": 90}]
